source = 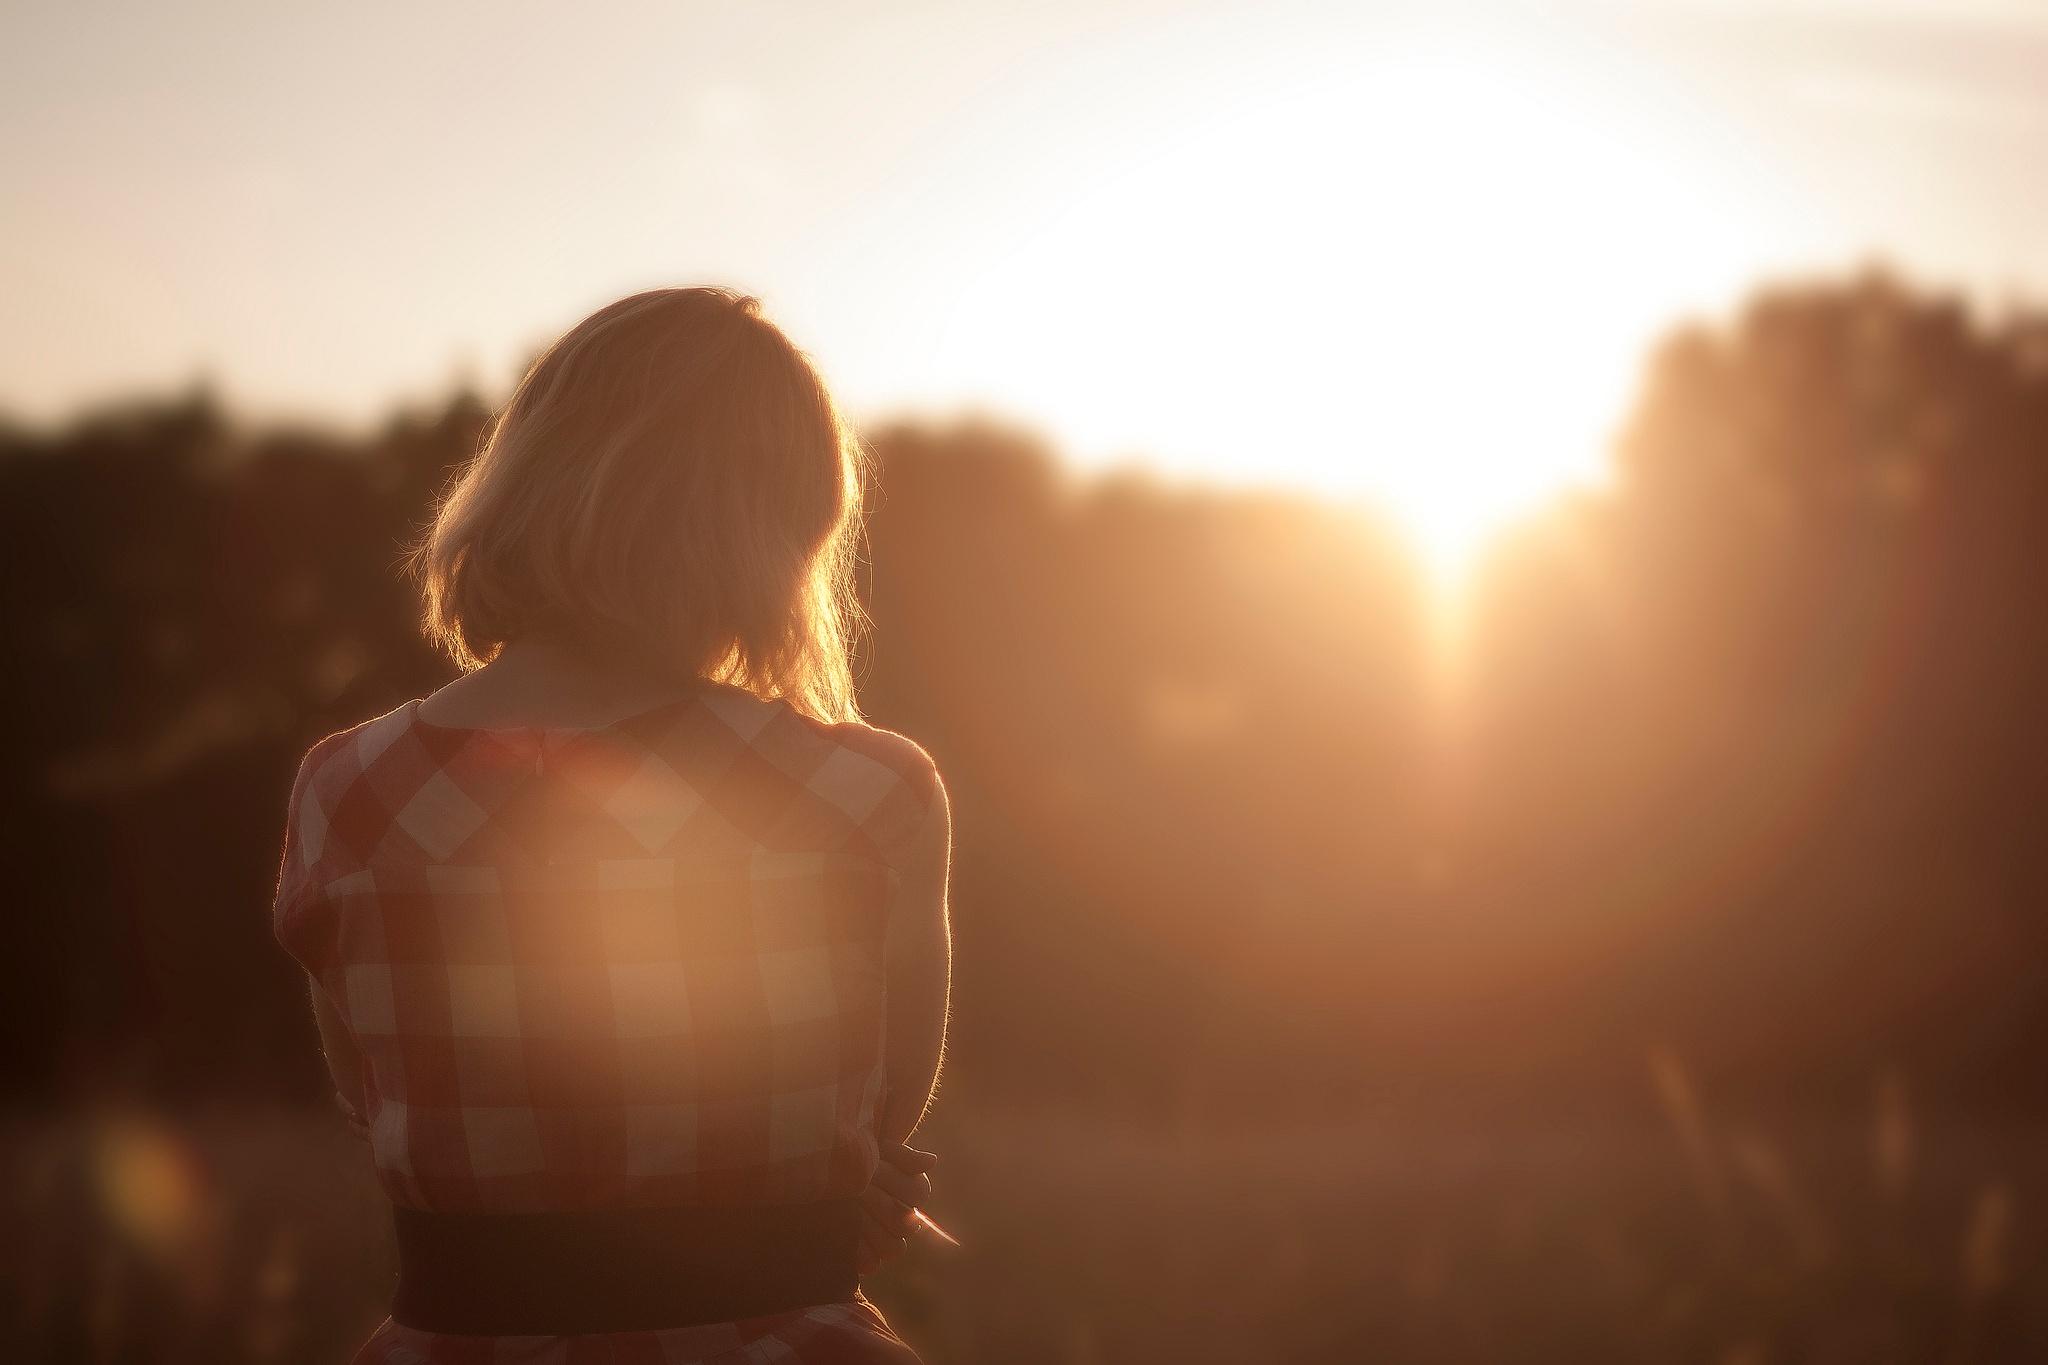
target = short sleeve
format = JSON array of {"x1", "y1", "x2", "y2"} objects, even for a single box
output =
[
  {"x1": 272, "y1": 739, "x2": 335, "y2": 953},
  {"x1": 826, "y1": 724, "x2": 944, "y2": 871}
]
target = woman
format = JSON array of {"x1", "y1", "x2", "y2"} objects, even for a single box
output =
[{"x1": 272, "y1": 288, "x2": 952, "y2": 1363}]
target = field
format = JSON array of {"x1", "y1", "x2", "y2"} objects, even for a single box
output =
[{"x1": 8, "y1": 1087, "x2": 2044, "y2": 1364}]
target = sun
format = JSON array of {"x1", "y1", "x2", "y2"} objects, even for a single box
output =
[{"x1": 935, "y1": 34, "x2": 1760, "y2": 585}]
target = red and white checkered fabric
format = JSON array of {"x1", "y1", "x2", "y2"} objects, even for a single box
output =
[{"x1": 274, "y1": 682, "x2": 937, "y2": 1363}]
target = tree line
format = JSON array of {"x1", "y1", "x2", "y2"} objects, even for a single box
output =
[{"x1": 4, "y1": 271, "x2": 2044, "y2": 1120}]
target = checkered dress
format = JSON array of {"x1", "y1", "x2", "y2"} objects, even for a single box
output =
[{"x1": 274, "y1": 683, "x2": 939, "y2": 1364}]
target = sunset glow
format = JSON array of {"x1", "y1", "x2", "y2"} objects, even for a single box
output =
[{"x1": 936, "y1": 36, "x2": 1775, "y2": 581}]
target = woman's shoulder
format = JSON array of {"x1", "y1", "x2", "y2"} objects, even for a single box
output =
[
  {"x1": 289, "y1": 699, "x2": 419, "y2": 800},
  {"x1": 693, "y1": 682, "x2": 938, "y2": 788},
  {"x1": 278, "y1": 699, "x2": 446, "y2": 877},
  {"x1": 818, "y1": 719, "x2": 942, "y2": 794},
  {"x1": 749, "y1": 706, "x2": 944, "y2": 863},
  {"x1": 274, "y1": 701, "x2": 421, "y2": 930}
]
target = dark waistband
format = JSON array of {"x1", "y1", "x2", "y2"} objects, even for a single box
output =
[{"x1": 391, "y1": 1199, "x2": 861, "y2": 1336}]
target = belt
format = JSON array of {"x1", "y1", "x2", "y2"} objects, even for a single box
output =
[{"x1": 391, "y1": 1199, "x2": 861, "y2": 1335}]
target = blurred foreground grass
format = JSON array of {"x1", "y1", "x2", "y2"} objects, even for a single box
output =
[{"x1": 5, "y1": 1084, "x2": 2045, "y2": 1363}]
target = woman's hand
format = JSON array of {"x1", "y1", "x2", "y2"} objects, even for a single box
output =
[
  {"x1": 335, "y1": 1090, "x2": 371, "y2": 1141},
  {"x1": 857, "y1": 1139, "x2": 938, "y2": 1275}
]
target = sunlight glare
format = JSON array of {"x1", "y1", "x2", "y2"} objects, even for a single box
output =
[{"x1": 942, "y1": 36, "x2": 1764, "y2": 586}]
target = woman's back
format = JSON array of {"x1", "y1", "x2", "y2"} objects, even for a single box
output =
[{"x1": 276, "y1": 679, "x2": 939, "y2": 1214}]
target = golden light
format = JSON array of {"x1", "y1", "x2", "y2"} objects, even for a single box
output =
[
  {"x1": 94, "y1": 1116, "x2": 210, "y2": 1258},
  {"x1": 935, "y1": 32, "x2": 1769, "y2": 587}
]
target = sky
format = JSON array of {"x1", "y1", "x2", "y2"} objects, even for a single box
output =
[{"x1": 4, "y1": 0, "x2": 2047, "y2": 553}]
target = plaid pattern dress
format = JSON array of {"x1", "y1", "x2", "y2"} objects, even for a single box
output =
[{"x1": 273, "y1": 682, "x2": 940, "y2": 1365}]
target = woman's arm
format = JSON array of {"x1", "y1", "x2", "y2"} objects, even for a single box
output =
[
  {"x1": 877, "y1": 771, "x2": 952, "y2": 1146},
  {"x1": 309, "y1": 977, "x2": 371, "y2": 1139},
  {"x1": 859, "y1": 772, "x2": 952, "y2": 1272}
]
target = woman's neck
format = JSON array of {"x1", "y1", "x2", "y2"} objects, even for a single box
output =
[{"x1": 418, "y1": 631, "x2": 703, "y2": 730}]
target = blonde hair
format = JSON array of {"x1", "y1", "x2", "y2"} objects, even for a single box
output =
[{"x1": 415, "y1": 288, "x2": 866, "y2": 723}]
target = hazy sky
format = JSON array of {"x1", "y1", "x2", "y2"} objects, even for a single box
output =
[{"x1": 5, "y1": 0, "x2": 2047, "y2": 530}]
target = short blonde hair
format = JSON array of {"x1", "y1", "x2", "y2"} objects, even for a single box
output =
[{"x1": 415, "y1": 288, "x2": 866, "y2": 723}]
